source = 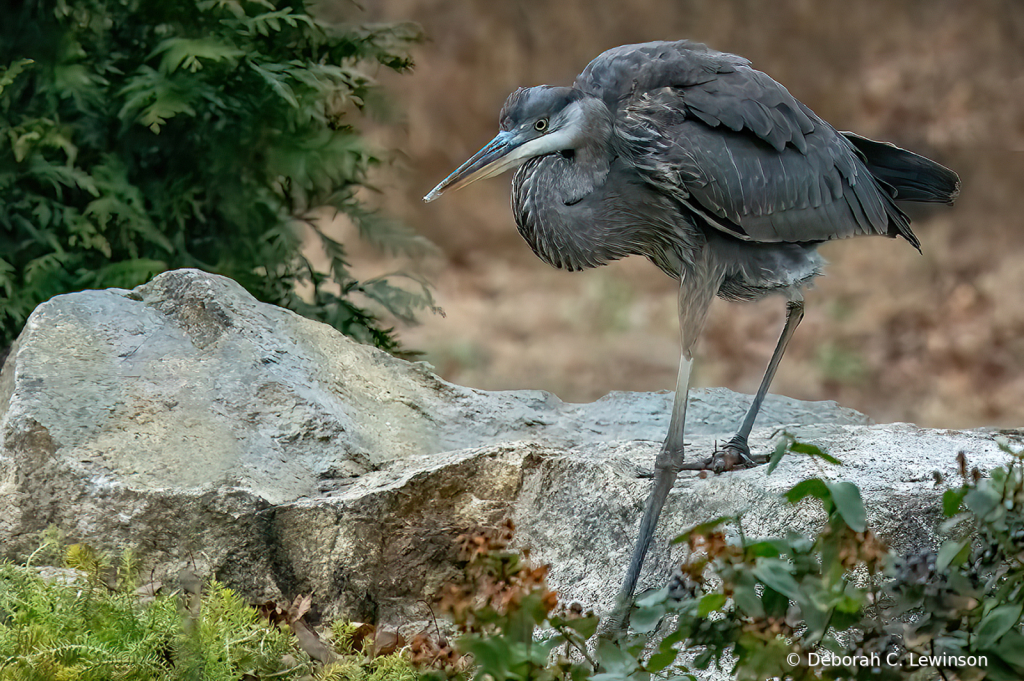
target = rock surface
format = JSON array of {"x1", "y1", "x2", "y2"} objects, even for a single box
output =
[{"x1": 0, "y1": 269, "x2": 1019, "y2": 624}]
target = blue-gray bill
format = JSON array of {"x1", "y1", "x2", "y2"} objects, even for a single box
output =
[{"x1": 424, "y1": 131, "x2": 522, "y2": 202}]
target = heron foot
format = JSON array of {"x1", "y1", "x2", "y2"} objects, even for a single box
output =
[{"x1": 677, "y1": 436, "x2": 767, "y2": 473}]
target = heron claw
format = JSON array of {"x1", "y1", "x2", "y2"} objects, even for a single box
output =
[{"x1": 675, "y1": 438, "x2": 767, "y2": 474}]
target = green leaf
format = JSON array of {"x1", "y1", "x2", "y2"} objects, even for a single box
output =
[
  {"x1": 801, "y1": 597, "x2": 833, "y2": 642},
  {"x1": 935, "y1": 539, "x2": 969, "y2": 572},
  {"x1": 150, "y1": 38, "x2": 245, "y2": 74},
  {"x1": 596, "y1": 638, "x2": 640, "y2": 676},
  {"x1": 0, "y1": 258, "x2": 14, "y2": 297},
  {"x1": 659, "y1": 629, "x2": 685, "y2": 654},
  {"x1": 994, "y1": 436, "x2": 1020, "y2": 455},
  {"x1": 784, "y1": 478, "x2": 831, "y2": 505},
  {"x1": 118, "y1": 67, "x2": 197, "y2": 132},
  {"x1": 459, "y1": 635, "x2": 513, "y2": 680},
  {"x1": 697, "y1": 593, "x2": 727, "y2": 617},
  {"x1": 975, "y1": 604, "x2": 1023, "y2": 650},
  {"x1": 992, "y1": 631, "x2": 1024, "y2": 671},
  {"x1": 760, "y1": 585, "x2": 790, "y2": 619},
  {"x1": 244, "y1": 8, "x2": 314, "y2": 36},
  {"x1": 565, "y1": 615, "x2": 599, "y2": 639},
  {"x1": 745, "y1": 539, "x2": 786, "y2": 558},
  {"x1": 964, "y1": 484, "x2": 1003, "y2": 521},
  {"x1": 766, "y1": 437, "x2": 788, "y2": 475},
  {"x1": 630, "y1": 600, "x2": 665, "y2": 633},
  {"x1": 28, "y1": 160, "x2": 99, "y2": 197},
  {"x1": 353, "y1": 211, "x2": 439, "y2": 258},
  {"x1": 0, "y1": 58, "x2": 33, "y2": 97},
  {"x1": 825, "y1": 481, "x2": 867, "y2": 531},
  {"x1": 943, "y1": 487, "x2": 968, "y2": 516},
  {"x1": 752, "y1": 558, "x2": 802, "y2": 602},
  {"x1": 359, "y1": 274, "x2": 440, "y2": 324},
  {"x1": 12, "y1": 130, "x2": 42, "y2": 163},
  {"x1": 732, "y1": 574, "x2": 765, "y2": 618},
  {"x1": 646, "y1": 650, "x2": 678, "y2": 673},
  {"x1": 692, "y1": 648, "x2": 713, "y2": 670},
  {"x1": 789, "y1": 441, "x2": 841, "y2": 465},
  {"x1": 79, "y1": 259, "x2": 167, "y2": 290},
  {"x1": 250, "y1": 61, "x2": 300, "y2": 108}
]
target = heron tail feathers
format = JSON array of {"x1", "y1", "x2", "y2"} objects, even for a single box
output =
[{"x1": 842, "y1": 132, "x2": 960, "y2": 205}]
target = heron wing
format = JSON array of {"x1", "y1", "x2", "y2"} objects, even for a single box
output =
[{"x1": 575, "y1": 40, "x2": 917, "y2": 247}]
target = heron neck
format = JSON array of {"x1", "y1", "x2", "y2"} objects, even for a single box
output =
[
  {"x1": 510, "y1": 110, "x2": 627, "y2": 270},
  {"x1": 561, "y1": 98, "x2": 615, "y2": 199},
  {"x1": 511, "y1": 153, "x2": 608, "y2": 271},
  {"x1": 512, "y1": 96, "x2": 656, "y2": 271}
]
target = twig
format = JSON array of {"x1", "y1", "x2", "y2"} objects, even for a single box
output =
[
  {"x1": 552, "y1": 622, "x2": 598, "y2": 670},
  {"x1": 419, "y1": 599, "x2": 443, "y2": 642}
]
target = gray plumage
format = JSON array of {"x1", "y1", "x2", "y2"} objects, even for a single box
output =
[
  {"x1": 494, "y1": 41, "x2": 957, "y2": 299},
  {"x1": 425, "y1": 39, "x2": 959, "y2": 627}
]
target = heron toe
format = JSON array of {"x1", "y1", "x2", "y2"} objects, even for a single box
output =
[
  {"x1": 678, "y1": 436, "x2": 766, "y2": 473},
  {"x1": 711, "y1": 440, "x2": 763, "y2": 472}
]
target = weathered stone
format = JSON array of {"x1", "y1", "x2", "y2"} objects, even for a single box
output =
[{"x1": 1, "y1": 269, "x2": 1018, "y2": 625}]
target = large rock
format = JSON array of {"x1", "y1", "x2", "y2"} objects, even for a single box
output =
[{"x1": 0, "y1": 269, "x2": 1018, "y2": 624}]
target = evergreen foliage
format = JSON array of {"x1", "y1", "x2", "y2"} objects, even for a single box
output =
[
  {"x1": 0, "y1": 535, "x2": 420, "y2": 680},
  {"x1": 0, "y1": 552, "x2": 292, "y2": 678},
  {"x1": 0, "y1": 0, "x2": 435, "y2": 352}
]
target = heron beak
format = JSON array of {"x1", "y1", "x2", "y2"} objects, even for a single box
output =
[{"x1": 423, "y1": 131, "x2": 527, "y2": 202}]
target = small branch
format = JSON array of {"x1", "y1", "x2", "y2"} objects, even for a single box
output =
[
  {"x1": 552, "y1": 623, "x2": 598, "y2": 670},
  {"x1": 419, "y1": 599, "x2": 443, "y2": 641}
]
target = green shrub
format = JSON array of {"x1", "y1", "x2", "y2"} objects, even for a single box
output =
[
  {"x1": 0, "y1": 553, "x2": 295, "y2": 679},
  {"x1": 414, "y1": 520, "x2": 599, "y2": 681},
  {"x1": 0, "y1": 536, "x2": 421, "y2": 680},
  {"x1": 416, "y1": 438, "x2": 1024, "y2": 681},
  {"x1": 0, "y1": 0, "x2": 436, "y2": 352},
  {"x1": 636, "y1": 439, "x2": 1024, "y2": 681}
]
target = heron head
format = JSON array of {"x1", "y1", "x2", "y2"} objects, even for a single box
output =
[{"x1": 424, "y1": 86, "x2": 589, "y2": 202}]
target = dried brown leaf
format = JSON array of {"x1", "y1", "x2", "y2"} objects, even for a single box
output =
[
  {"x1": 373, "y1": 629, "x2": 406, "y2": 657},
  {"x1": 290, "y1": 618, "x2": 338, "y2": 664},
  {"x1": 349, "y1": 622, "x2": 376, "y2": 652},
  {"x1": 289, "y1": 594, "x2": 313, "y2": 622}
]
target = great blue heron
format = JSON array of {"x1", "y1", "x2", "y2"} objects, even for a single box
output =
[{"x1": 424, "y1": 40, "x2": 959, "y2": 621}]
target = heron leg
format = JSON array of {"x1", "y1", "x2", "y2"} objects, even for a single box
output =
[
  {"x1": 690, "y1": 294, "x2": 806, "y2": 472},
  {"x1": 607, "y1": 271, "x2": 717, "y2": 632},
  {"x1": 614, "y1": 352, "x2": 693, "y2": 609}
]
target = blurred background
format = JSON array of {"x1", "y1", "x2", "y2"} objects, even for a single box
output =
[{"x1": 324, "y1": 0, "x2": 1023, "y2": 428}]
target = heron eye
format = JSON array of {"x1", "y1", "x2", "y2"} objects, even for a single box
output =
[{"x1": 534, "y1": 118, "x2": 548, "y2": 132}]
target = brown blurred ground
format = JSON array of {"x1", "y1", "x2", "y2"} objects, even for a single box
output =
[{"x1": 322, "y1": 0, "x2": 1024, "y2": 428}]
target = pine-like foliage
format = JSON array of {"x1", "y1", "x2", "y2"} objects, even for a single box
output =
[
  {"x1": 0, "y1": 535, "x2": 422, "y2": 679},
  {"x1": 0, "y1": 0, "x2": 436, "y2": 352},
  {"x1": 0, "y1": 560, "x2": 294, "y2": 679}
]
